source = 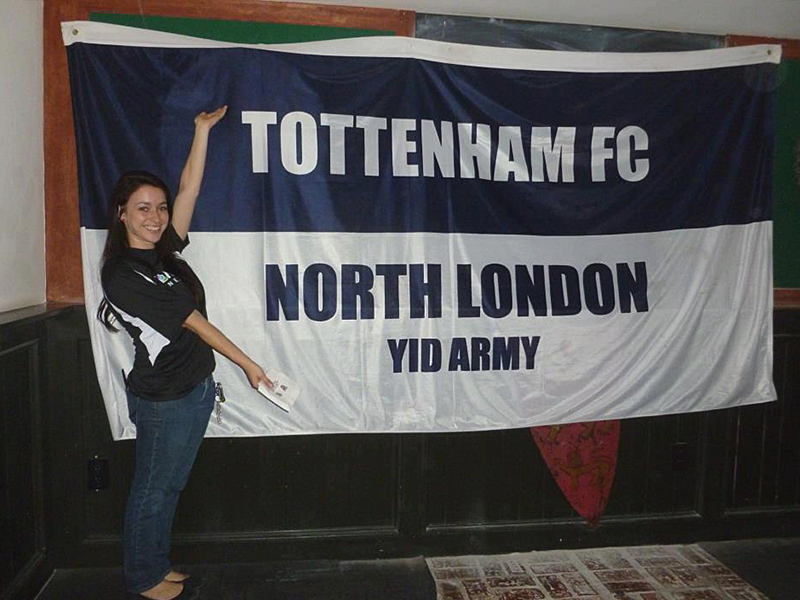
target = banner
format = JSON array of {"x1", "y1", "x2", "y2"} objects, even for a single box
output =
[{"x1": 63, "y1": 22, "x2": 779, "y2": 440}]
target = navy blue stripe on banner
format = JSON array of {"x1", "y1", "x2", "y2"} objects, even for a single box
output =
[{"x1": 67, "y1": 44, "x2": 774, "y2": 235}]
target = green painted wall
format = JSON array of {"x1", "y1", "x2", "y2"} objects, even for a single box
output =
[
  {"x1": 90, "y1": 12, "x2": 391, "y2": 43},
  {"x1": 773, "y1": 59, "x2": 800, "y2": 288}
]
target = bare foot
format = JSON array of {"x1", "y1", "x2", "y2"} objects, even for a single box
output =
[
  {"x1": 164, "y1": 570, "x2": 189, "y2": 582},
  {"x1": 139, "y1": 580, "x2": 183, "y2": 600}
]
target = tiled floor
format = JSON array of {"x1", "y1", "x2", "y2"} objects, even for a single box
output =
[{"x1": 34, "y1": 538, "x2": 799, "y2": 600}]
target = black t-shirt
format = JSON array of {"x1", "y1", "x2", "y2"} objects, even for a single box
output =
[{"x1": 101, "y1": 225, "x2": 215, "y2": 400}]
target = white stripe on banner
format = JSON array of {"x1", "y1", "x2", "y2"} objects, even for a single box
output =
[
  {"x1": 61, "y1": 21, "x2": 781, "y2": 72},
  {"x1": 83, "y1": 224, "x2": 775, "y2": 440}
]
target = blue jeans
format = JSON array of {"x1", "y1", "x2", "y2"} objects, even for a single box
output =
[{"x1": 123, "y1": 375, "x2": 215, "y2": 593}]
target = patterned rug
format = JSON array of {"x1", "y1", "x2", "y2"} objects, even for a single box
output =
[{"x1": 426, "y1": 544, "x2": 769, "y2": 599}]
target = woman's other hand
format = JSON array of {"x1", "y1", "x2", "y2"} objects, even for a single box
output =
[
  {"x1": 194, "y1": 105, "x2": 228, "y2": 130},
  {"x1": 243, "y1": 360, "x2": 274, "y2": 391}
]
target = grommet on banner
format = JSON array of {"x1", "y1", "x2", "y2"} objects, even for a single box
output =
[{"x1": 72, "y1": 28, "x2": 79, "y2": 37}]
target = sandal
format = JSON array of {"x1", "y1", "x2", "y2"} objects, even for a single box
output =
[{"x1": 139, "y1": 580, "x2": 183, "y2": 600}]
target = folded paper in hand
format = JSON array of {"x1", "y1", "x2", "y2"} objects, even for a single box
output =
[{"x1": 258, "y1": 371, "x2": 300, "y2": 412}]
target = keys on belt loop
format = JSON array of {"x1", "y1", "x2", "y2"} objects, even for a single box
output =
[{"x1": 214, "y1": 382, "x2": 225, "y2": 425}]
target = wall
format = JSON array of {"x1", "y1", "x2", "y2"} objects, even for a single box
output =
[
  {"x1": 0, "y1": 0, "x2": 45, "y2": 313},
  {"x1": 2, "y1": 306, "x2": 799, "y2": 599},
  {"x1": 306, "y1": 0, "x2": 800, "y2": 39},
  {"x1": 4, "y1": 4, "x2": 799, "y2": 312},
  {"x1": 0, "y1": 306, "x2": 52, "y2": 599}
]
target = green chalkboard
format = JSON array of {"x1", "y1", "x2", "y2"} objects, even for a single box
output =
[
  {"x1": 773, "y1": 58, "x2": 800, "y2": 288},
  {"x1": 90, "y1": 13, "x2": 392, "y2": 43}
]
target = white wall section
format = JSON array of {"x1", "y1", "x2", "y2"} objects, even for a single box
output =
[{"x1": 0, "y1": 0, "x2": 45, "y2": 312}]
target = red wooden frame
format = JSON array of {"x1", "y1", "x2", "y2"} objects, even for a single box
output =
[{"x1": 43, "y1": 10, "x2": 799, "y2": 307}]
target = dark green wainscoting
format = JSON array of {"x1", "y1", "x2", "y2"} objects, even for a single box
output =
[{"x1": 2, "y1": 305, "x2": 799, "y2": 597}]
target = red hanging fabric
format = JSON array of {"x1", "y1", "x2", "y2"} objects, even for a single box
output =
[{"x1": 530, "y1": 420, "x2": 621, "y2": 526}]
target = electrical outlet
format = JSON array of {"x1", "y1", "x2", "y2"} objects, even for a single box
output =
[
  {"x1": 672, "y1": 442, "x2": 689, "y2": 471},
  {"x1": 87, "y1": 457, "x2": 109, "y2": 491}
]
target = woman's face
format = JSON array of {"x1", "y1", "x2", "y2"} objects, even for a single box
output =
[{"x1": 120, "y1": 185, "x2": 169, "y2": 250}]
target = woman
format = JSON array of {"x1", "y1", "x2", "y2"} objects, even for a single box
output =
[{"x1": 97, "y1": 106, "x2": 271, "y2": 600}]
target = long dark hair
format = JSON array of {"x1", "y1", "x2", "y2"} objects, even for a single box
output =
[{"x1": 97, "y1": 171, "x2": 204, "y2": 331}]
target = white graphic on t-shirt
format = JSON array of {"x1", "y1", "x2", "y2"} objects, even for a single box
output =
[
  {"x1": 107, "y1": 299, "x2": 170, "y2": 366},
  {"x1": 133, "y1": 270, "x2": 156, "y2": 285},
  {"x1": 134, "y1": 269, "x2": 179, "y2": 287}
]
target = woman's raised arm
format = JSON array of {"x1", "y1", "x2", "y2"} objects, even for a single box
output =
[{"x1": 171, "y1": 105, "x2": 228, "y2": 240}]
